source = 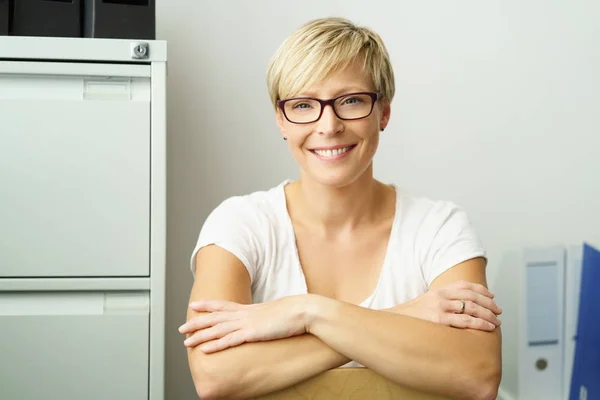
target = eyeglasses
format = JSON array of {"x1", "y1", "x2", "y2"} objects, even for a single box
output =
[{"x1": 277, "y1": 92, "x2": 381, "y2": 124}]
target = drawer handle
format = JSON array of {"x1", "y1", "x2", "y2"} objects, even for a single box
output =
[
  {"x1": 83, "y1": 77, "x2": 132, "y2": 100},
  {"x1": 0, "y1": 292, "x2": 148, "y2": 315}
]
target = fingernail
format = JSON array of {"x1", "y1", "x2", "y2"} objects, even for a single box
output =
[
  {"x1": 488, "y1": 322, "x2": 495, "y2": 330},
  {"x1": 184, "y1": 339, "x2": 190, "y2": 346},
  {"x1": 178, "y1": 325, "x2": 185, "y2": 333}
]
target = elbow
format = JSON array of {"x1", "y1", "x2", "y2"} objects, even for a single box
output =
[
  {"x1": 194, "y1": 379, "x2": 221, "y2": 400},
  {"x1": 471, "y1": 357, "x2": 501, "y2": 400},
  {"x1": 190, "y1": 359, "x2": 230, "y2": 400},
  {"x1": 461, "y1": 369, "x2": 500, "y2": 400},
  {"x1": 477, "y1": 374, "x2": 501, "y2": 400},
  {"x1": 463, "y1": 330, "x2": 502, "y2": 400},
  {"x1": 192, "y1": 374, "x2": 223, "y2": 400},
  {"x1": 456, "y1": 347, "x2": 501, "y2": 400}
]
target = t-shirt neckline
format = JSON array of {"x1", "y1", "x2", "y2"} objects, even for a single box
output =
[{"x1": 277, "y1": 179, "x2": 400, "y2": 307}]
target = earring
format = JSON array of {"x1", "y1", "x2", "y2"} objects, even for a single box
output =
[
  {"x1": 380, "y1": 128, "x2": 385, "y2": 132},
  {"x1": 283, "y1": 137, "x2": 287, "y2": 141}
]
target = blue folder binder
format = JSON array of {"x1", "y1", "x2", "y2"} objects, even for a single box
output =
[{"x1": 569, "y1": 243, "x2": 600, "y2": 400}]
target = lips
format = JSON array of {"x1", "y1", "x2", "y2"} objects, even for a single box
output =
[{"x1": 309, "y1": 144, "x2": 357, "y2": 159}]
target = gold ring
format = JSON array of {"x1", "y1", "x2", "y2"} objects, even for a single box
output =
[{"x1": 459, "y1": 299, "x2": 466, "y2": 314}]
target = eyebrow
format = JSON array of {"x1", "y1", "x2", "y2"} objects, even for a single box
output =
[{"x1": 294, "y1": 87, "x2": 373, "y2": 99}]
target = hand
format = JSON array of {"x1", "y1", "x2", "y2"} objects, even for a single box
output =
[
  {"x1": 179, "y1": 295, "x2": 310, "y2": 353},
  {"x1": 390, "y1": 280, "x2": 502, "y2": 331}
]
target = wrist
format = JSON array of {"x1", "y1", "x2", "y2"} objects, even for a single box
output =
[
  {"x1": 294, "y1": 293, "x2": 331, "y2": 333},
  {"x1": 302, "y1": 294, "x2": 337, "y2": 335},
  {"x1": 285, "y1": 294, "x2": 319, "y2": 333},
  {"x1": 387, "y1": 300, "x2": 414, "y2": 317}
]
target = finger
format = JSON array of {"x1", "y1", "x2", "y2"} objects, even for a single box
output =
[
  {"x1": 452, "y1": 299, "x2": 466, "y2": 315},
  {"x1": 194, "y1": 339, "x2": 219, "y2": 353},
  {"x1": 460, "y1": 300, "x2": 501, "y2": 326},
  {"x1": 179, "y1": 312, "x2": 236, "y2": 334},
  {"x1": 183, "y1": 321, "x2": 239, "y2": 348},
  {"x1": 453, "y1": 280, "x2": 495, "y2": 299},
  {"x1": 445, "y1": 313, "x2": 496, "y2": 331},
  {"x1": 200, "y1": 330, "x2": 248, "y2": 354},
  {"x1": 453, "y1": 290, "x2": 502, "y2": 315},
  {"x1": 189, "y1": 299, "x2": 241, "y2": 312}
]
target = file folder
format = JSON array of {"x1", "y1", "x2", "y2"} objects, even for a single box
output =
[
  {"x1": 12, "y1": 0, "x2": 81, "y2": 37},
  {"x1": 519, "y1": 246, "x2": 566, "y2": 400},
  {"x1": 0, "y1": 0, "x2": 8, "y2": 35},
  {"x1": 564, "y1": 245, "x2": 583, "y2": 400},
  {"x1": 569, "y1": 243, "x2": 600, "y2": 400},
  {"x1": 83, "y1": 0, "x2": 155, "y2": 40}
]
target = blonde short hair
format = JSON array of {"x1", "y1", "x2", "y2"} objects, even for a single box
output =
[{"x1": 267, "y1": 17, "x2": 395, "y2": 109}]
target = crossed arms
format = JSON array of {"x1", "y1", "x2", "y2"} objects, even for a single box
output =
[{"x1": 182, "y1": 245, "x2": 502, "y2": 400}]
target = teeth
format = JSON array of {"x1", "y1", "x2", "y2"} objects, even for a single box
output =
[{"x1": 314, "y1": 147, "x2": 351, "y2": 158}]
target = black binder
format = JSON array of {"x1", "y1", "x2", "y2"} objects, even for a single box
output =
[
  {"x1": 84, "y1": 0, "x2": 155, "y2": 40},
  {"x1": 0, "y1": 0, "x2": 9, "y2": 35},
  {"x1": 12, "y1": 0, "x2": 81, "y2": 37}
]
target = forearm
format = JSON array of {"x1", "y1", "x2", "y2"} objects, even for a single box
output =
[
  {"x1": 189, "y1": 333, "x2": 350, "y2": 399},
  {"x1": 307, "y1": 296, "x2": 501, "y2": 400}
]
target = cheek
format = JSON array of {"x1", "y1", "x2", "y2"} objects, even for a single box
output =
[
  {"x1": 358, "y1": 129, "x2": 380, "y2": 156},
  {"x1": 355, "y1": 121, "x2": 380, "y2": 140},
  {"x1": 286, "y1": 128, "x2": 311, "y2": 146},
  {"x1": 286, "y1": 135, "x2": 309, "y2": 159}
]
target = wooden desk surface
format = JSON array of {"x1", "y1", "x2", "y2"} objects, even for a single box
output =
[{"x1": 255, "y1": 368, "x2": 450, "y2": 400}]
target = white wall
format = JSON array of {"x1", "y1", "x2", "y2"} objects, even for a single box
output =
[{"x1": 157, "y1": 1, "x2": 600, "y2": 398}]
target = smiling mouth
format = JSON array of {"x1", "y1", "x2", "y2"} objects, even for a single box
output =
[{"x1": 310, "y1": 145, "x2": 357, "y2": 158}]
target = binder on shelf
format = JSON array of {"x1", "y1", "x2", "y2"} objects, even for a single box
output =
[
  {"x1": 83, "y1": 0, "x2": 155, "y2": 40},
  {"x1": 563, "y1": 245, "x2": 583, "y2": 400},
  {"x1": 569, "y1": 243, "x2": 600, "y2": 400},
  {"x1": 0, "y1": 0, "x2": 9, "y2": 35},
  {"x1": 11, "y1": 0, "x2": 81, "y2": 38},
  {"x1": 518, "y1": 246, "x2": 565, "y2": 400}
]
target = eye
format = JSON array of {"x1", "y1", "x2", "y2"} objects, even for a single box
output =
[
  {"x1": 341, "y1": 96, "x2": 365, "y2": 105},
  {"x1": 293, "y1": 102, "x2": 313, "y2": 110}
]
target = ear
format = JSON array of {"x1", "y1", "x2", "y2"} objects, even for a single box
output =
[
  {"x1": 378, "y1": 99, "x2": 391, "y2": 131},
  {"x1": 275, "y1": 109, "x2": 287, "y2": 139}
]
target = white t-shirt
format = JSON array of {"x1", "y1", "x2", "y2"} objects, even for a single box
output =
[{"x1": 190, "y1": 180, "x2": 486, "y2": 367}]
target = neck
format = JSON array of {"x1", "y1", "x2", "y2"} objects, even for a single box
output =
[{"x1": 287, "y1": 164, "x2": 388, "y2": 233}]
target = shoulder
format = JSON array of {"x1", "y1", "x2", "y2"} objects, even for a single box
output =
[
  {"x1": 392, "y1": 188, "x2": 486, "y2": 285},
  {"x1": 191, "y1": 181, "x2": 290, "y2": 280},
  {"x1": 205, "y1": 181, "x2": 288, "y2": 227},
  {"x1": 395, "y1": 189, "x2": 468, "y2": 233}
]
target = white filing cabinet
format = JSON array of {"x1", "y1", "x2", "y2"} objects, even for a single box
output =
[{"x1": 0, "y1": 37, "x2": 166, "y2": 400}]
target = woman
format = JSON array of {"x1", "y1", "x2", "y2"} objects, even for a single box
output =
[{"x1": 180, "y1": 17, "x2": 502, "y2": 400}]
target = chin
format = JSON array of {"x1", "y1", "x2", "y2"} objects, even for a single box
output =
[
  {"x1": 295, "y1": 147, "x2": 376, "y2": 188},
  {"x1": 304, "y1": 168, "x2": 366, "y2": 189}
]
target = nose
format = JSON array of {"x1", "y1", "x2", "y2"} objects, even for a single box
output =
[{"x1": 315, "y1": 104, "x2": 343, "y2": 136}]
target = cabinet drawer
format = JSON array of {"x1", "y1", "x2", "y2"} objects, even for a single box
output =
[
  {"x1": 0, "y1": 68, "x2": 150, "y2": 277},
  {"x1": 0, "y1": 291, "x2": 150, "y2": 400}
]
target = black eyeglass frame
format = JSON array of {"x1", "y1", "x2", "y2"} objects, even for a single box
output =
[{"x1": 277, "y1": 92, "x2": 382, "y2": 124}]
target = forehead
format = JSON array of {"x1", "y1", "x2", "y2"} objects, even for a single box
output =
[{"x1": 296, "y1": 60, "x2": 374, "y2": 98}]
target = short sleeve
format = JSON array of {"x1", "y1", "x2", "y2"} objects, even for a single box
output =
[
  {"x1": 189, "y1": 197, "x2": 263, "y2": 283},
  {"x1": 421, "y1": 202, "x2": 487, "y2": 286}
]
